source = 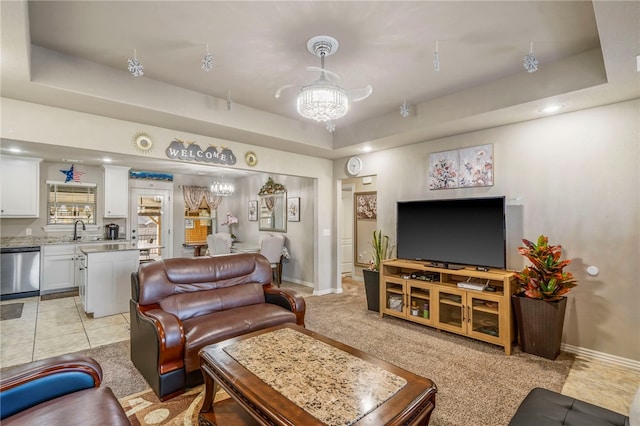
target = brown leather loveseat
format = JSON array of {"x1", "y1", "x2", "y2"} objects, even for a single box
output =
[{"x1": 130, "y1": 253, "x2": 306, "y2": 400}]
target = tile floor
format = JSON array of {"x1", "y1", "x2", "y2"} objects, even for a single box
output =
[
  {"x1": 1, "y1": 291, "x2": 639, "y2": 417},
  {"x1": 1, "y1": 295, "x2": 129, "y2": 367}
]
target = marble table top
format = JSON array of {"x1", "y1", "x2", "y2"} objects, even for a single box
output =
[{"x1": 223, "y1": 327, "x2": 407, "y2": 426}]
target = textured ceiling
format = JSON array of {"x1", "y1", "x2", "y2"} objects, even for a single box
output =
[{"x1": 1, "y1": 1, "x2": 639, "y2": 169}]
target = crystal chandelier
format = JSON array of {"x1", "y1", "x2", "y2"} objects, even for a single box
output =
[
  {"x1": 210, "y1": 176, "x2": 234, "y2": 196},
  {"x1": 296, "y1": 36, "x2": 349, "y2": 123}
]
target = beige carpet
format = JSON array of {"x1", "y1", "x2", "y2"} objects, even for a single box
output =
[{"x1": 87, "y1": 280, "x2": 572, "y2": 425}]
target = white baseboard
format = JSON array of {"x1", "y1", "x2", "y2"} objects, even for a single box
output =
[{"x1": 561, "y1": 343, "x2": 640, "y2": 371}]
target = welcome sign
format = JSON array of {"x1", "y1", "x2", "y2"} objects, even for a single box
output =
[{"x1": 165, "y1": 139, "x2": 237, "y2": 165}]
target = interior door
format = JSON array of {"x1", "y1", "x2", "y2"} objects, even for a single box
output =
[
  {"x1": 340, "y1": 185, "x2": 354, "y2": 276},
  {"x1": 129, "y1": 188, "x2": 173, "y2": 259}
]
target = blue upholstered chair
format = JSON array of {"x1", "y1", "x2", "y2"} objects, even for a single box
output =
[{"x1": 0, "y1": 354, "x2": 129, "y2": 425}]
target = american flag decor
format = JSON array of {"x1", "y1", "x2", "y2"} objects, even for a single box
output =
[{"x1": 60, "y1": 164, "x2": 85, "y2": 183}]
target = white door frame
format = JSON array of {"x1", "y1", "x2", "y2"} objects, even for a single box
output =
[{"x1": 129, "y1": 181, "x2": 173, "y2": 258}]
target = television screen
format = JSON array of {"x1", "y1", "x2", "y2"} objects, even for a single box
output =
[{"x1": 397, "y1": 197, "x2": 506, "y2": 269}]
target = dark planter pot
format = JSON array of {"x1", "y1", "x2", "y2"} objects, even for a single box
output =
[
  {"x1": 512, "y1": 295, "x2": 567, "y2": 360},
  {"x1": 362, "y1": 269, "x2": 380, "y2": 312}
]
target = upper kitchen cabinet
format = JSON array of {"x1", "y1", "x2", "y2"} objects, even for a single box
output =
[
  {"x1": 103, "y1": 165, "x2": 130, "y2": 218},
  {"x1": 0, "y1": 156, "x2": 42, "y2": 218}
]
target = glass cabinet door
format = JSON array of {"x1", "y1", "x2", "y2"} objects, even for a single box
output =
[
  {"x1": 408, "y1": 283, "x2": 432, "y2": 323},
  {"x1": 468, "y1": 295, "x2": 501, "y2": 341},
  {"x1": 382, "y1": 276, "x2": 406, "y2": 316},
  {"x1": 436, "y1": 288, "x2": 465, "y2": 332}
]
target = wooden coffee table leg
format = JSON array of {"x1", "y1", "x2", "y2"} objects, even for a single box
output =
[{"x1": 199, "y1": 369, "x2": 220, "y2": 424}]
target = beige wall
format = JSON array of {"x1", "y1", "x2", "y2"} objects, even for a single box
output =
[
  {"x1": 334, "y1": 99, "x2": 640, "y2": 362},
  {"x1": 1, "y1": 98, "x2": 335, "y2": 294}
]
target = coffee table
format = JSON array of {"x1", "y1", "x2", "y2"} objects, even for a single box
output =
[{"x1": 199, "y1": 323, "x2": 437, "y2": 425}]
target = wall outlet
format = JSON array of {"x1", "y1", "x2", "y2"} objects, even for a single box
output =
[{"x1": 25, "y1": 228, "x2": 32, "y2": 236}]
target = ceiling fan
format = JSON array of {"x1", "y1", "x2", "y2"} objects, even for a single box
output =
[{"x1": 275, "y1": 35, "x2": 373, "y2": 123}]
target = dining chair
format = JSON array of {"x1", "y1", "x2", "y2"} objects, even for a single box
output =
[
  {"x1": 259, "y1": 234, "x2": 285, "y2": 286},
  {"x1": 206, "y1": 232, "x2": 232, "y2": 256}
]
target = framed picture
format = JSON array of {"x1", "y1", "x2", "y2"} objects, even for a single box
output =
[
  {"x1": 287, "y1": 197, "x2": 300, "y2": 222},
  {"x1": 355, "y1": 192, "x2": 377, "y2": 220},
  {"x1": 248, "y1": 200, "x2": 258, "y2": 221},
  {"x1": 429, "y1": 149, "x2": 459, "y2": 190}
]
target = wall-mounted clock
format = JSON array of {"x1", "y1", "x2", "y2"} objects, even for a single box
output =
[
  {"x1": 245, "y1": 151, "x2": 258, "y2": 167},
  {"x1": 132, "y1": 131, "x2": 153, "y2": 153},
  {"x1": 346, "y1": 156, "x2": 362, "y2": 176}
]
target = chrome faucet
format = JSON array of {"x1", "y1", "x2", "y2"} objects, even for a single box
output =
[{"x1": 73, "y1": 220, "x2": 86, "y2": 241}]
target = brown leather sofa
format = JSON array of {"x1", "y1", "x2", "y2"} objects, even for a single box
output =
[
  {"x1": 130, "y1": 253, "x2": 306, "y2": 400},
  {"x1": 0, "y1": 354, "x2": 129, "y2": 425}
]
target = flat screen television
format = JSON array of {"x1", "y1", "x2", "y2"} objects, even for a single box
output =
[{"x1": 396, "y1": 196, "x2": 506, "y2": 269}]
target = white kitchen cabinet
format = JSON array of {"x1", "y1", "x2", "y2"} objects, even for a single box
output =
[
  {"x1": 82, "y1": 248, "x2": 138, "y2": 318},
  {"x1": 0, "y1": 156, "x2": 41, "y2": 218},
  {"x1": 103, "y1": 165, "x2": 130, "y2": 218},
  {"x1": 41, "y1": 244, "x2": 77, "y2": 293}
]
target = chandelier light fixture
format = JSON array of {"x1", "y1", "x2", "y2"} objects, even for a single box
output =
[
  {"x1": 524, "y1": 42, "x2": 538, "y2": 73},
  {"x1": 202, "y1": 44, "x2": 214, "y2": 72},
  {"x1": 276, "y1": 35, "x2": 372, "y2": 124},
  {"x1": 210, "y1": 174, "x2": 234, "y2": 196},
  {"x1": 127, "y1": 49, "x2": 144, "y2": 77},
  {"x1": 297, "y1": 36, "x2": 348, "y2": 122}
]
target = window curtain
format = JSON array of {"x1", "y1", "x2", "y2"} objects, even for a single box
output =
[{"x1": 183, "y1": 186, "x2": 207, "y2": 213}]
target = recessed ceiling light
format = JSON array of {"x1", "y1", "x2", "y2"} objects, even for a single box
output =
[
  {"x1": 8, "y1": 147, "x2": 22, "y2": 153},
  {"x1": 362, "y1": 146, "x2": 372, "y2": 152},
  {"x1": 103, "y1": 157, "x2": 113, "y2": 163},
  {"x1": 62, "y1": 158, "x2": 83, "y2": 163},
  {"x1": 539, "y1": 105, "x2": 564, "y2": 114}
]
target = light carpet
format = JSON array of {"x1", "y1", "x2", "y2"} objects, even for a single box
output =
[{"x1": 90, "y1": 281, "x2": 573, "y2": 425}]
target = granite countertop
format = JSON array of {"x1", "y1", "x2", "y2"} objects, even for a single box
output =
[
  {"x1": 79, "y1": 243, "x2": 139, "y2": 254},
  {"x1": 0, "y1": 236, "x2": 129, "y2": 248}
]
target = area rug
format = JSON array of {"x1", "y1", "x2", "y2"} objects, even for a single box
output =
[
  {"x1": 120, "y1": 386, "x2": 208, "y2": 425},
  {"x1": 0, "y1": 303, "x2": 23, "y2": 321}
]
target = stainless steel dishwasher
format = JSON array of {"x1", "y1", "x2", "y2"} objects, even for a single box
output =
[{"x1": 1, "y1": 246, "x2": 41, "y2": 300}]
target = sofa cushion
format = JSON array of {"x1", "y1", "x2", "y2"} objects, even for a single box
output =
[
  {"x1": 183, "y1": 304, "x2": 298, "y2": 372},
  {"x1": 2, "y1": 387, "x2": 129, "y2": 426},
  {"x1": 159, "y1": 283, "x2": 266, "y2": 321},
  {"x1": 137, "y1": 254, "x2": 271, "y2": 307}
]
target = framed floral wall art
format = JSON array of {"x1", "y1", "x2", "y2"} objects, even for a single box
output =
[
  {"x1": 287, "y1": 197, "x2": 300, "y2": 222},
  {"x1": 428, "y1": 144, "x2": 494, "y2": 190},
  {"x1": 429, "y1": 149, "x2": 459, "y2": 190},
  {"x1": 459, "y1": 144, "x2": 493, "y2": 187},
  {"x1": 355, "y1": 192, "x2": 377, "y2": 220}
]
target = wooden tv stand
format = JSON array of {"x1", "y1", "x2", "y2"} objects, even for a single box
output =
[{"x1": 380, "y1": 259, "x2": 517, "y2": 355}]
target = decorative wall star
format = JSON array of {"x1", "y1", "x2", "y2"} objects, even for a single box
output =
[{"x1": 60, "y1": 164, "x2": 84, "y2": 183}]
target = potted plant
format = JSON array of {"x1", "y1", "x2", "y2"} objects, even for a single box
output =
[
  {"x1": 512, "y1": 235, "x2": 578, "y2": 359},
  {"x1": 363, "y1": 230, "x2": 394, "y2": 312}
]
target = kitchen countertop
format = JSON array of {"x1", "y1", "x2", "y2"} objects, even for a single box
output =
[
  {"x1": 0, "y1": 236, "x2": 129, "y2": 248},
  {"x1": 79, "y1": 243, "x2": 139, "y2": 254}
]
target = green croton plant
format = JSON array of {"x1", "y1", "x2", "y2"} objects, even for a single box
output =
[{"x1": 515, "y1": 235, "x2": 578, "y2": 301}]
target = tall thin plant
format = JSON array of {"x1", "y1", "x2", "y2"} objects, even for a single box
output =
[{"x1": 370, "y1": 230, "x2": 394, "y2": 271}]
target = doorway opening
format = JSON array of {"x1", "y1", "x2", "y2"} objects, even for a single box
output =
[{"x1": 130, "y1": 185, "x2": 173, "y2": 260}]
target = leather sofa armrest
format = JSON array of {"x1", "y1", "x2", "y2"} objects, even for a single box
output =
[
  {"x1": 143, "y1": 308, "x2": 186, "y2": 374},
  {"x1": 264, "y1": 285, "x2": 306, "y2": 327},
  {"x1": 0, "y1": 355, "x2": 102, "y2": 420}
]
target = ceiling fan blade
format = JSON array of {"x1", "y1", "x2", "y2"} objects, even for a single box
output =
[
  {"x1": 348, "y1": 85, "x2": 373, "y2": 102},
  {"x1": 305, "y1": 66, "x2": 341, "y2": 82},
  {"x1": 275, "y1": 84, "x2": 296, "y2": 99}
]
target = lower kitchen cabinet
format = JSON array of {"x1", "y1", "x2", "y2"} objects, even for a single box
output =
[
  {"x1": 41, "y1": 245, "x2": 77, "y2": 293},
  {"x1": 80, "y1": 248, "x2": 139, "y2": 318}
]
